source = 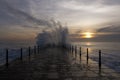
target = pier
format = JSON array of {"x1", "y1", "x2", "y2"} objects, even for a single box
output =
[{"x1": 0, "y1": 47, "x2": 120, "y2": 80}]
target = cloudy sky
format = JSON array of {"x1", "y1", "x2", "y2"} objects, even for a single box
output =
[{"x1": 0, "y1": 0, "x2": 120, "y2": 45}]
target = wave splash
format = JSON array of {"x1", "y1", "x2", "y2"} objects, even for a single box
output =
[{"x1": 36, "y1": 20, "x2": 69, "y2": 48}]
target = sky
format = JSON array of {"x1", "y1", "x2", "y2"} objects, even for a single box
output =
[{"x1": 0, "y1": 0, "x2": 120, "y2": 46}]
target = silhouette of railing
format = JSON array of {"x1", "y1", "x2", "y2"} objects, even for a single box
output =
[
  {"x1": 0, "y1": 46, "x2": 38, "y2": 67},
  {"x1": 69, "y1": 45, "x2": 120, "y2": 73},
  {"x1": 69, "y1": 45, "x2": 102, "y2": 73},
  {"x1": 0, "y1": 45, "x2": 68, "y2": 67}
]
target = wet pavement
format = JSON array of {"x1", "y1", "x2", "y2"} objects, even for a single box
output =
[{"x1": 0, "y1": 48, "x2": 119, "y2": 80}]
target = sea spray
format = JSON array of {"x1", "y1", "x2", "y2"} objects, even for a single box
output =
[{"x1": 36, "y1": 21, "x2": 69, "y2": 48}]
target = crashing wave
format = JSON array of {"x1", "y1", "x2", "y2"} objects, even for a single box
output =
[{"x1": 36, "y1": 21, "x2": 69, "y2": 48}]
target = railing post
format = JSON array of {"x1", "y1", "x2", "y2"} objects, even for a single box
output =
[
  {"x1": 87, "y1": 48, "x2": 89, "y2": 64},
  {"x1": 28, "y1": 47, "x2": 31, "y2": 57},
  {"x1": 80, "y1": 47, "x2": 81, "y2": 61},
  {"x1": 20, "y1": 48, "x2": 23, "y2": 60},
  {"x1": 99, "y1": 50, "x2": 102, "y2": 72},
  {"x1": 6, "y1": 49, "x2": 8, "y2": 67}
]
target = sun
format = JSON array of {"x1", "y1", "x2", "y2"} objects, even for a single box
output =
[
  {"x1": 82, "y1": 32, "x2": 94, "y2": 38},
  {"x1": 85, "y1": 32, "x2": 92, "y2": 38}
]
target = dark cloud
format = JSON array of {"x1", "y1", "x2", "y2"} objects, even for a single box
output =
[
  {"x1": 97, "y1": 25, "x2": 120, "y2": 32},
  {"x1": 0, "y1": 0, "x2": 52, "y2": 29},
  {"x1": 5, "y1": 0, "x2": 30, "y2": 12},
  {"x1": 103, "y1": 0, "x2": 120, "y2": 5},
  {"x1": 77, "y1": 0, "x2": 120, "y2": 6}
]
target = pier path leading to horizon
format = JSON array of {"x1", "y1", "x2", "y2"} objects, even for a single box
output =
[{"x1": 0, "y1": 48, "x2": 119, "y2": 80}]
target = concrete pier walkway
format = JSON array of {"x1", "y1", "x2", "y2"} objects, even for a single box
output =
[{"x1": 0, "y1": 48, "x2": 119, "y2": 80}]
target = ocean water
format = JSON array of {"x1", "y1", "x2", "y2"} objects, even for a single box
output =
[
  {"x1": 73, "y1": 42, "x2": 120, "y2": 50},
  {"x1": 73, "y1": 42, "x2": 120, "y2": 72},
  {"x1": 0, "y1": 42, "x2": 35, "y2": 49}
]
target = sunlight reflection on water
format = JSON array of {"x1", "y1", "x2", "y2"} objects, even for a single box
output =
[{"x1": 73, "y1": 42, "x2": 120, "y2": 50}]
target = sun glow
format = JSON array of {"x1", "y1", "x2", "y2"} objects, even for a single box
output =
[{"x1": 82, "y1": 32, "x2": 94, "y2": 38}]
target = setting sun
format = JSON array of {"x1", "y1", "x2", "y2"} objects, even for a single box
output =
[
  {"x1": 85, "y1": 32, "x2": 92, "y2": 38},
  {"x1": 82, "y1": 32, "x2": 94, "y2": 38}
]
